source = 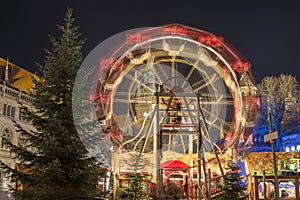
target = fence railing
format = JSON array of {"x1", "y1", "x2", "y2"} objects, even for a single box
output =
[{"x1": 0, "y1": 83, "x2": 32, "y2": 103}]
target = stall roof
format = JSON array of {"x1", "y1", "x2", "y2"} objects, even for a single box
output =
[{"x1": 161, "y1": 160, "x2": 190, "y2": 170}]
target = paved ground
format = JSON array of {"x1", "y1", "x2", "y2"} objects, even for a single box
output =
[{"x1": 0, "y1": 180, "x2": 12, "y2": 200}]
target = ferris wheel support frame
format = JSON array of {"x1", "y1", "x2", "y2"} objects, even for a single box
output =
[
  {"x1": 197, "y1": 92, "x2": 225, "y2": 178},
  {"x1": 153, "y1": 87, "x2": 225, "y2": 198}
]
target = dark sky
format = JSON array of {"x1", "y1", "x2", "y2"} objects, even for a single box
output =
[{"x1": 0, "y1": 0, "x2": 300, "y2": 82}]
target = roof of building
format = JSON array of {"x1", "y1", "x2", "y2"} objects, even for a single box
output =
[
  {"x1": 0, "y1": 57, "x2": 36, "y2": 93},
  {"x1": 239, "y1": 72, "x2": 255, "y2": 87}
]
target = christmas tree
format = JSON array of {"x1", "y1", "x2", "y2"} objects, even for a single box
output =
[
  {"x1": 0, "y1": 8, "x2": 98, "y2": 200},
  {"x1": 122, "y1": 152, "x2": 150, "y2": 200},
  {"x1": 215, "y1": 159, "x2": 247, "y2": 200}
]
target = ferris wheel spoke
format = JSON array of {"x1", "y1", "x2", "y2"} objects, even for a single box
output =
[
  {"x1": 200, "y1": 107, "x2": 226, "y2": 125},
  {"x1": 200, "y1": 101, "x2": 233, "y2": 105},
  {"x1": 180, "y1": 135, "x2": 185, "y2": 153},
  {"x1": 182, "y1": 57, "x2": 206, "y2": 89},
  {"x1": 197, "y1": 92, "x2": 234, "y2": 105},
  {"x1": 151, "y1": 66, "x2": 163, "y2": 85},
  {"x1": 182, "y1": 97, "x2": 197, "y2": 123},
  {"x1": 207, "y1": 118, "x2": 224, "y2": 132},
  {"x1": 194, "y1": 74, "x2": 222, "y2": 93},
  {"x1": 146, "y1": 52, "x2": 154, "y2": 67},
  {"x1": 145, "y1": 53, "x2": 164, "y2": 85},
  {"x1": 171, "y1": 55, "x2": 176, "y2": 86},
  {"x1": 198, "y1": 113, "x2": 228, "y2": 137},
  {"x1": 154, "y1": 63, "x2": 169, "y2": 84},
  {"x1": 203, "y1": 100, "x2": 234, "y2": 106},
  {"x1": 192, "y1": 79, "x2": 205, "y2": 89},
  {"x1": 125, "y1": 73, "x2": 156, "y2": 93},
  {"x1": 199, "y1": 118, "x2": 225, "y2": 141},
  {"x1": 202, "y1": 118, "x2": 225, "y2": 133},
  {"x1": 114, "y1": 97, "x2": 153, "y2": 104},
  {"x1": 168, "y1": 135, "x2": 171, "y2": 151},
  {"x1": 114, "y1": 91, "x2": 152, "y2": 104},
  {"x1": 181, "y1": 66, "x2": 196, "y2": 88},
  {"x1": 113, "y1": 98, "x2": 129, "y2": 104}
]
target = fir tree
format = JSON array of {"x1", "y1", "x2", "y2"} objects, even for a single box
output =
[
  {"x1": 215, "y1": 159, "x2": 247, "y2": 200},
  {"x1": 122, "y1": 152, "x2": 150, "y2": 200},
  {"x1": 0, "y1": 9, "x2": 98, "y2": 200}
]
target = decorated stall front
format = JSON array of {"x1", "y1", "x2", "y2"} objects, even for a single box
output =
[{"x1": 245, "y1": 152, "x2": 300, "y2": 199}]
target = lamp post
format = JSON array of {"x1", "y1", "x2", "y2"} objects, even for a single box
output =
[
  {"x1": 271, "y1": 140, "x2": 279, "y2": 200},
  {"x1": 263, "y1": 130, "x2": 279, "y2": 200},
  {"x1": 263, "y1": 170, "x2": 267, "y2": 200},
  {"x1": 263, "y1": 100, "x2": 279, "y2": 200}
]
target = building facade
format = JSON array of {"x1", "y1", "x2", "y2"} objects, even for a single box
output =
[{"x1": 0, "y1": 57, "x2": 34, "y2": 181}]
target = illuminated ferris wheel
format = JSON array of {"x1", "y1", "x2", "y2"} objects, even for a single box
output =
[
  {"x1": 71, "y1": 24, "x2": 262, "y2": 199},
  {"x1": 91, "y1": 24, "x2": 259, "y2": 158}
]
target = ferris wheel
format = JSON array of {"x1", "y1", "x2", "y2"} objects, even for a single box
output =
[
  {"x1": 73, "y1": 24, "x2": 261, "y2": 178},
  {"x1": 91, "y1": 24, "x2": 259, "y2": 155}
]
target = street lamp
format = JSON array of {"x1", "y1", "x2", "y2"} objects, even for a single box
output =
[{"x1": 263, "y1": 99, "x2": 279, "y2": 200}]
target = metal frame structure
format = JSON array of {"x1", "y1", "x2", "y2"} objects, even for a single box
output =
[{"x1": 153, "y1": 82, "x2": 225, "y2": 199}]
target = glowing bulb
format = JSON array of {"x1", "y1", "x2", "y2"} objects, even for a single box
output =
[
  {"x1": 143, "y1": 112, "x2": 148, "y2": 117},
  {"x1": 291, "y1": 146, "x2": 296, "y2": 152}
]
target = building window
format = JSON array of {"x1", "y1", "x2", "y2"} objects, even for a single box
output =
[
  {"x1": 7, "y1": 105, "x2": 11, "y2": 116},
  {"x1": 3, "y1": 104, "x2": 6, "y2": 115},
  {"x1": 1, "y1": 127, "x2": 12, "y2": 150},
  {"x1": 19, "y1": 107, "x2": 23, "y2": 120},
  {"x1": 11, "y1": 107, "x2": 15, "y2": 118},
  {"x1": 2, "y1": 104, "x2": 16, "y2": 118}
]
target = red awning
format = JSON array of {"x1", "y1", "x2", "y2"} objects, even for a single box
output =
[{"x1": 160, "y1": 160, "x2": 190, "y2": 170}]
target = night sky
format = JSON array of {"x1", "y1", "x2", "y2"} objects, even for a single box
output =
[{"x1": 0, "y1": 1, "x2": 300, "y2": 82}]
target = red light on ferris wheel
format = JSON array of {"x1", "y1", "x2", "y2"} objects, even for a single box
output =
[
  {"x1": 99, "y1": 58, "x2": 112, "y2": 72},
  {"x1": 198, "y1": 35, "x2": 224, "y2": 47},
  {"x1": 114, "y1": 60, "x2": 124, "y2": 69},
  {"x1": 163, "y1": 25, "x2": 187, "y2": 35},
  {"x1": 89, "y1": 92, "x2": 100, "y2": 103},
  {"x1": 101, "y1": 94, "x2": 110, "y2": 103},
  {"x1": 234, "y1": 60, "x2": 251, "y2": 73}
]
